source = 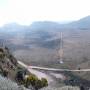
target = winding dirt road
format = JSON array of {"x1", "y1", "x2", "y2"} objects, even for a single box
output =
[{"x1": 18, "y1": 60, "x2": 90, "y2": 84}]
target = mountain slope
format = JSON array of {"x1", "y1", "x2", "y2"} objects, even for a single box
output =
[
  {"x1": 28, "y1": 16, "x2": 90, "y2": 29},
  {"x1": 66, "y1": 16, "x2": 90, "y2": 28}
]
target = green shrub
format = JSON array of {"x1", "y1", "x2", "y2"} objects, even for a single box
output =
[
  {"x1": 35, "y1": 78, "x2": 48, "y2": 89},
  {"x1": 24, "y1": 74, "x2": 48, "y2": 89},
  {"x1": 41, "y1": 78, "x2": 48, "y2": 87},
  {"x1": 35, "y1": 79, "x2": 42, "y2": 89},
  {"x1": 24, "y1": 74, "x2": 38, "y2": 87},
  {"x1": 0, "y1": 53, "x2": 5, "y2": 59}
]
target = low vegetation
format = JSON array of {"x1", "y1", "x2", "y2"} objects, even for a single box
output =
[{"x1": 24, "y1": 74, "x2": 48, "y2": 89}]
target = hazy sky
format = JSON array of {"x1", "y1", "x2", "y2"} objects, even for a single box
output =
[{"x1": 0, "y1": 0, "x2": 90, "y2": 26}]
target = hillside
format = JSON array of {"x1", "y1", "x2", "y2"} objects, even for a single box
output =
[
  {"x1": 28, "y1": 16, "x2": 90, "y2": 30},
  {"x1": 0, "y1": 46, "x2": 49, "y2": 90},
  {"x1": 0, "y1": 46, "x2": 83, "y2": 90},
  {"x1": 66, "y1": 16, "x2": 90, "y2": 29},
  {"x1": 0, "y1": 46, "x2": 18, "y2": 80},
  {"x1": 0, "y1": 74, "x2": 80, "y2": 90},
  {"x1": 0, "y1": 16, "x2": 90, "y2": 89}
]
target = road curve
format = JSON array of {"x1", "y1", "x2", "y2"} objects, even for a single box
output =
[
  {"x1": 28, "y1": 65, "x2": 90, "y2": 72},
  {"x1": 18, "y1": 61, "x2": 90, "y2": 72},
  {"x1": 18, "y1": 61, "x2": 54, "y2": 83}
]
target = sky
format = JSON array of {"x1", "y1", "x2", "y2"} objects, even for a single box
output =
[{"x1": 0, "y1": 0, "x2": 90, "y2": 26}]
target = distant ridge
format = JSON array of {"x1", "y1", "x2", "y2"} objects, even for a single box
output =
[
  {"x1": 66, "y1": 16, "x2": 90, "y2": 28},
  {"x1": 28, "y1": 15, "x2": 90, "y2": 29},
  {"x1": 0, "y1": 16, "x2": 90, "y2": 31}
]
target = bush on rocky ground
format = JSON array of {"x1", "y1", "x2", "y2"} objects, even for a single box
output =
[{"x1": 24, "y1": 74, "x2": 48, "y2": 90}]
